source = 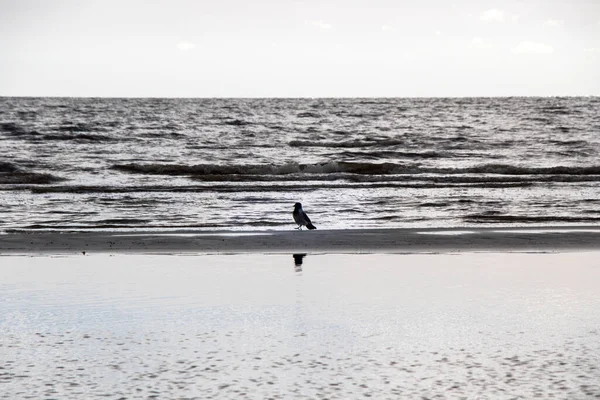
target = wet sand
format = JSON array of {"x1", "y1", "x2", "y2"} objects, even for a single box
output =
[
  {"x1": 1, "y1": 253, "x2": 599, "y2": 399},
  {"x1": 2, "y1": 226, "x2": 600, "y2": 254}
]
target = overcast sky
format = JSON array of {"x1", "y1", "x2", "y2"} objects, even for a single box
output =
[{"x1": 1, "y1": 0, "x2": 599, "y2": 97}]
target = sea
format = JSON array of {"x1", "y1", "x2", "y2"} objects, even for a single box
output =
[{"x1": 1, "y1": 96, "x2": 599, "y2": 232}]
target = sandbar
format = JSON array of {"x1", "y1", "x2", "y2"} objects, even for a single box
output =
[{"x1": 1, "y1": 226, "x2": 600, "y2": 254}]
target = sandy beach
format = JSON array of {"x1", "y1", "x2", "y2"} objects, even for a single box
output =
[{"x1": 1, "y1": 251, "x2": 599, "y2": 399}]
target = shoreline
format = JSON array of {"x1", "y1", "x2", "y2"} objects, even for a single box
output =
[{"x1": 2, "y1": 225, "x2": 600, "y2": 254}]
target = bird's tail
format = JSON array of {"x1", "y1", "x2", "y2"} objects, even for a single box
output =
[{"x1": 306, "y1": 223, "x2": 317, "y2": 230}]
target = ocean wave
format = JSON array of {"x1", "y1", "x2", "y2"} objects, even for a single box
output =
[
  {"x1": 94, "y1": 218, "x2": 151, "y2": 225},
  {"x1": 111, "y1": 161, "x2": 600, "y2": 178},
  {"x1": 418, "y1": 202, "x2": 449, "y2": 208},
  {"x1": 334, "y1": 150, "x2": 448, "y2": 160},
  {"x1": 297, "y1": 112, "x2": 321, "y2": 118},
  {"x1": 18, "y1": 181, "x2": 533, "y2": 194},
  {"x1": 539, "y1": 106, "x2": 571, "y2": 115},
  {"x1": 56, "y1": 123, "x2": 93, "y2": 132},
  {"x1": 464, "y1": 214, "x2": 600, "y2": 223},
  {"x1": 462, "y1": 164, "x2": 600, "y2": 175},
  {"x1": 289, "y1": 139, "x2": 406, "y2": 148},
  {"x1": 222, "y1": 119, "x2": 252, "y2": 126},
  {"x1": 0, "y1": 173, "x2": 63, "y2": 185},
  {"x1": 549, "y1": 140, "x2": 589, "y2": 146},
  {"x1": 0, "y1": 161, "x2": 64, "y2": 184},
  {"x1": 0, "y1": 122, "x2": 41, "y2": 137},
  {"x1": 1, "y1": 122, "x2": 26, "y2": 134},
  {"x1": 17, "y1": 220, "x2": 289, "y2": 230},
  {"x1": 0, "y1": 161, "x2": 19, "y2": 173},
  {"x1": 111, "y1": 161, "x2": 419, "y2": 176},
  {"x1": 41, "y1": 133, "x2": 115, "y2": 142}
]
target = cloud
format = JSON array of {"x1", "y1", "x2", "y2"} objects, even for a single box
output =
[
  {"x1": 381, "y1": 25, "x2": 395, "y2": 32},
  {"x1": 472, "y1": 37, "x2": 484, "y2": 45},
  {"x1": 480, "y1": 9, "x2": 504, "y2": 22},
  {"x1": 584, "y1": 48, "x2": 598, "y2": 53},
  {"x1": 435, "y1": 30, "x2": 442, "y2": 36},
  {"x1": 544, "y1": 19, "x2": 564, "y2": 27},
  {"x1": 512, "y1": 41, "x2": 554, "y2": 54},
  {"x1": 176, "y1": 42, "x2": 195, "y2": 51},
  {"x1": 308, "y1": 20, "x2": 332, "y2": 30},
  {"x1": 511, "y1": 15, "x2": 520, "y2": 23}
]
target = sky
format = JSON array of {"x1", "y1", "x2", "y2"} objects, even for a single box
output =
[{"x1": 1, "y1": 0, "x2": 599, "y2": 97}]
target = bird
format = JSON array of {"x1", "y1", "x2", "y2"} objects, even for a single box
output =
[{"x1": 293, "y1": 202, "x2": 317, "y2": 230}]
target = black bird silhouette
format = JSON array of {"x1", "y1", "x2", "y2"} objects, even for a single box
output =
[{"x1": 293, "y1": 202, "x2": 317, "y2": 230}]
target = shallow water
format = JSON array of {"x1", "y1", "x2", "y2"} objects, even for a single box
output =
[
  {"x1": 1, "y1": 253, "x2": 599, "y2": 398},
  {"x1": 1, "y1": 97, "x2": 600, "y2": 231}
]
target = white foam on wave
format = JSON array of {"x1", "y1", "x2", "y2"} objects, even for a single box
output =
[
  {"x1": 416, "y1": 230, "x2": 477, "y2": 235},
  {"x1": 113, "y1": 232, "x2": 273, "y2": 237},
  {"x1": 492, "y1": 229, "x2": 600, "y2": 234}
]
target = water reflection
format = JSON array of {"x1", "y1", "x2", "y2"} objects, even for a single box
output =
[{"x1": 292, "y1": 254, "x2": 306, "y2": 272}]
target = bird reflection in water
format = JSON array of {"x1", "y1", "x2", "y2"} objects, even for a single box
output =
[{"x1": 292, "y1": 253, "x2": 307, "y2": 272}]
